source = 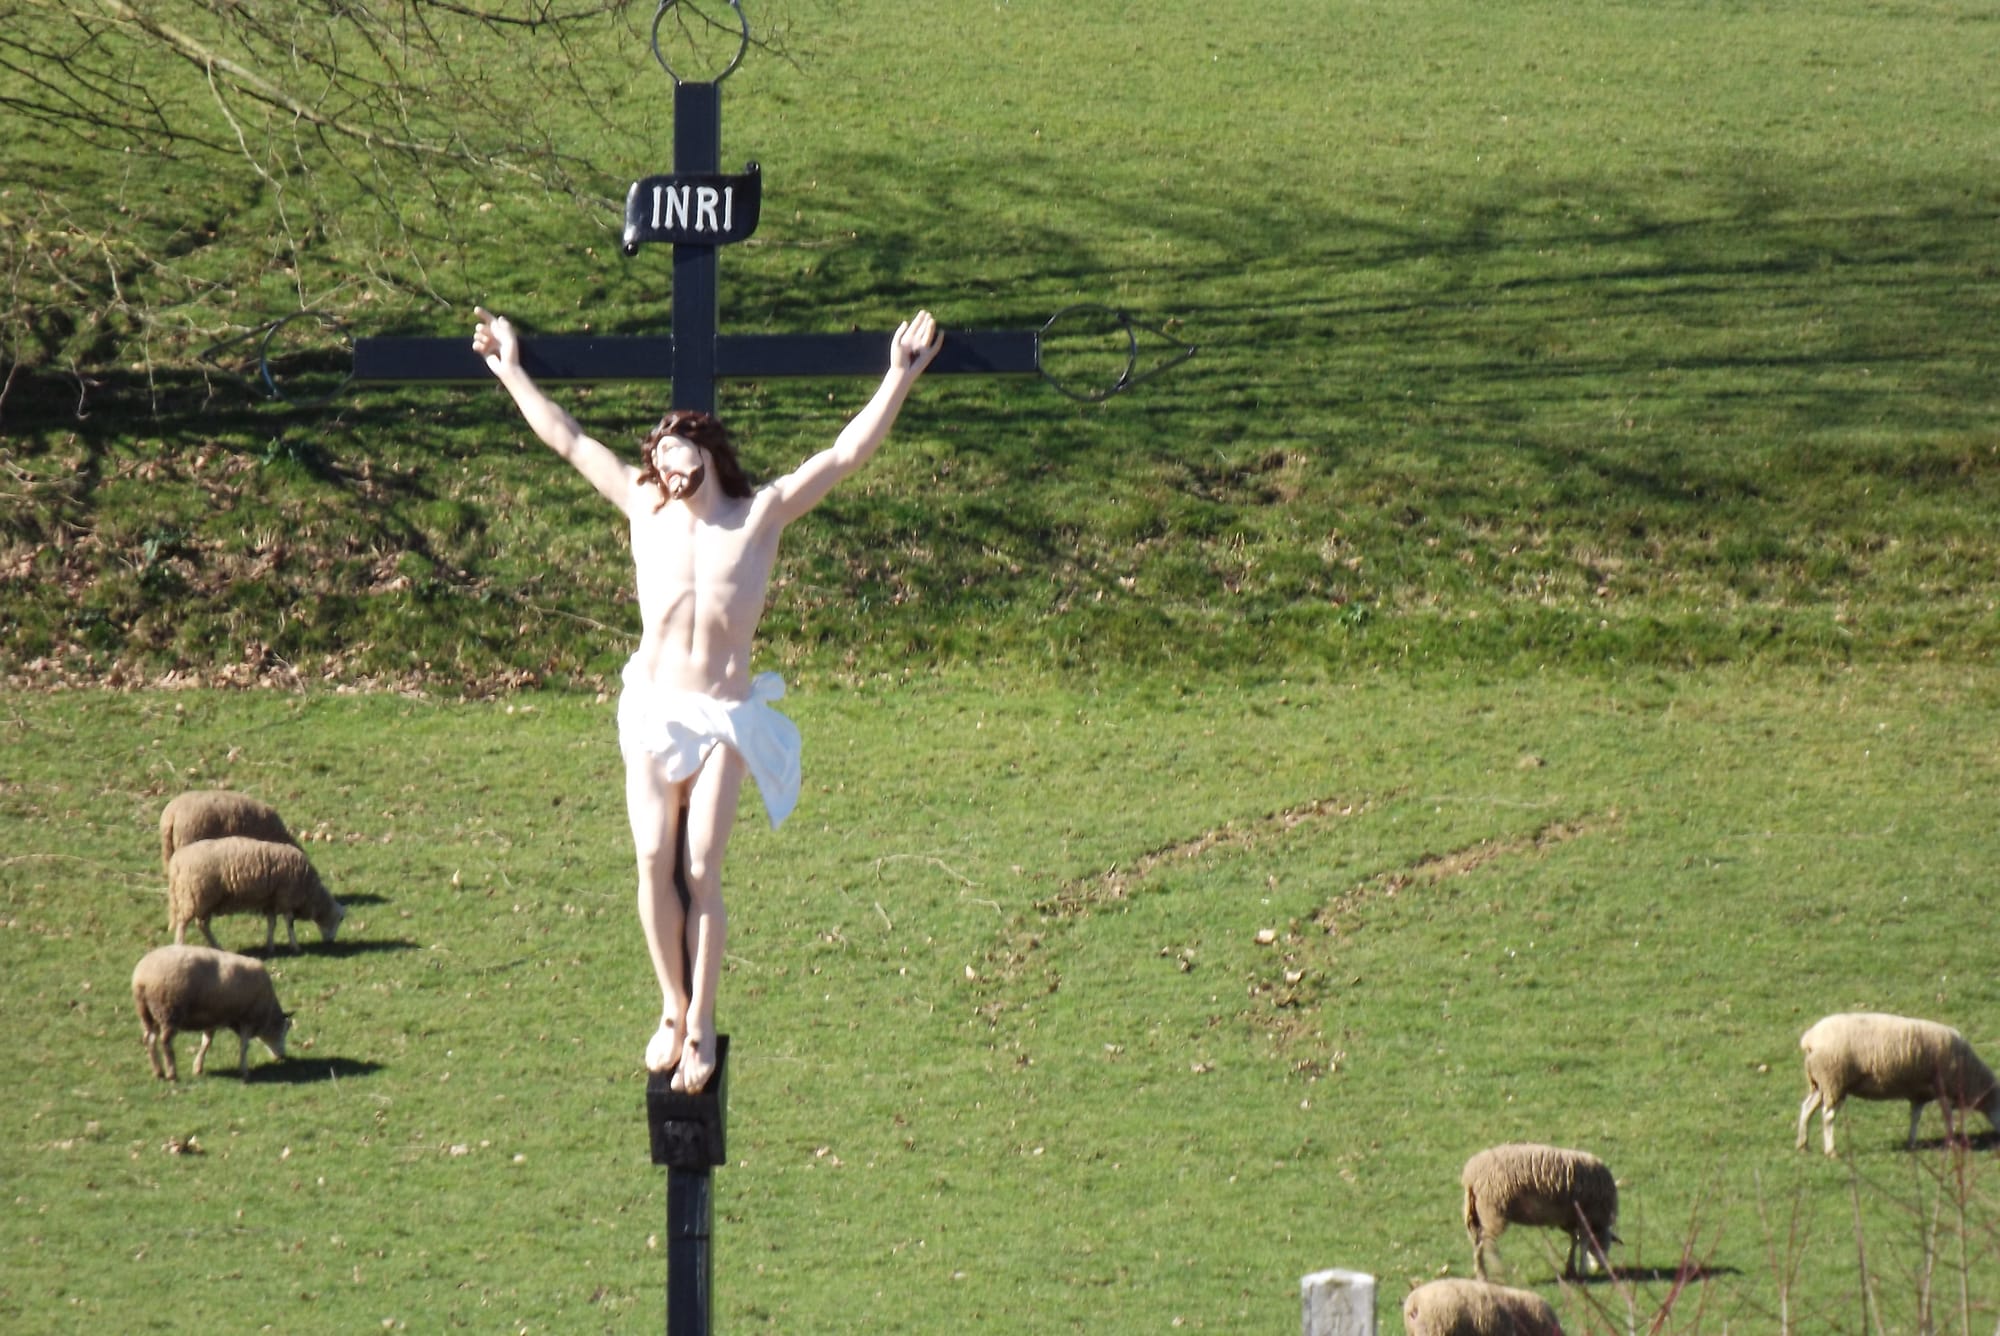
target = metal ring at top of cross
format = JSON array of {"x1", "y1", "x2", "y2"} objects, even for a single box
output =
[{"x1": 652, "y1": 0, "x2": 751, "y2": 85}]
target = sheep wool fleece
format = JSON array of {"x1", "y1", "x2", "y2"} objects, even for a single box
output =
[{"x1": 617, "y1": 659, "x2": 802, "y2": 829}]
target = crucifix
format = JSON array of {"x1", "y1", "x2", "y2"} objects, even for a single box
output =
[
  {"x1": 353, "y1": 12, "x2": 1021, "y2": 1336},
  {"x1": 349, "y1": 7, "x2": 1187, "y2": 1335}
]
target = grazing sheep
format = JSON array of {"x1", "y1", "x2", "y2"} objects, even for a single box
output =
[
  {"x1": 131, "y1": 944, "x2": 291, "y2": 1080},
  {"x1": 167, "y1": 836, "x2": 345, "y2": 952},
  {"x1": 1462, "y1": 1143, "x2": 1619, "y2": 1281},
  {"x1": 159, "y1": 790, "x2": 298, "y2": 873},
  {"x1": 1796, "y1": 1012, "x2": 2000, "y2": 1156},
  {"x1": 1403, "y1": 1278, "x2": 1565, "y2": 1336}
]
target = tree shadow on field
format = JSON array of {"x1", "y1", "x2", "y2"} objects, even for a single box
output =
[
  {"x1": 715, "y1": 146, "x2": 2000, "y2": 473},
  {"x1": 8, "y1": 137, "x2": 1998, "y2": 684},
  {"x1": 248, "y1": 1056, "x2": 386, "y2": 1085}
]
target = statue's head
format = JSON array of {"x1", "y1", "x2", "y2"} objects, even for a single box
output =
[{"x1": 638, "y1": 409, "x2": 753, "y2": 508}]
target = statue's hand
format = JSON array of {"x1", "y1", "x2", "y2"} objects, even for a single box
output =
[
  {"x1": 890, "y1": 309, "x2": 942, "y2": 376},
  {"x1": 472, "y1": 306, "x2": 520, "y2": 373}
]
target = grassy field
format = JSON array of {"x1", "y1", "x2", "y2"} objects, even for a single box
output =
[
  {"x1": 6, "y1": 665, "x2": 2000, "y2": 1332},
  {"x1": 4, "y1": 0, "x2": 2000, "y2": 1331}
]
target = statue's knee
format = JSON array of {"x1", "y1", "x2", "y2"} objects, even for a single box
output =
[
  {"x1": 682, "y1": 858, "x2": 723, "y2": 903},
  {"x1": 634, "y1": 844, "x2": 676, "y2": 882}
]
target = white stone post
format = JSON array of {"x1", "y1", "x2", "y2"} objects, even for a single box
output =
[{"x1": 1301, "y1": 1267, "x2": 1376, "y2": 1336}]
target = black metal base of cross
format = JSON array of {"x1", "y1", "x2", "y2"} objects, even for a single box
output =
[{"x1": 647, "y1": 1034, "x2": 730, "y2": 1336}]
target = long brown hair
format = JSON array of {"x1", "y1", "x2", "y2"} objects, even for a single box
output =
[{"x1": 636, "y1": 409, "x2": 754, "y2": 509}]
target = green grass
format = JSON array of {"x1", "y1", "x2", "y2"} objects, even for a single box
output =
[
  {"x1": 3, "y1": 1, "x2": 1997, "y2": 684},
  {"x1": 4, "y1": 0, "x2": 2000, "y2": 1330},
  {"x1": 7, "y1": 664, "x2": 2000, "y2": 1331}
]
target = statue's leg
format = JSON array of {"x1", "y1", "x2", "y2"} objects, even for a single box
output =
[
  {"x1": 626, "y1": 747, "x2": 690, "y2": 1072},
  {"x1": 673, "y1": 745, "x2": 746, "y2": 1094}
]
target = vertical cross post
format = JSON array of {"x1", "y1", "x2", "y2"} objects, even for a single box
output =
[{"x1": 672, "y1": 80, "x2": 722, "y2": 413}]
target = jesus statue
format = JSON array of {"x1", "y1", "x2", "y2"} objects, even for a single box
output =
[{"x1": 473, "y1": 305, "x2": 943, "y2": 1091}]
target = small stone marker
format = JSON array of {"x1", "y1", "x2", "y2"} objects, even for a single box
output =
[{"x1": 1301, "y1": 1267, "x2": 1376, "y2": 1336}]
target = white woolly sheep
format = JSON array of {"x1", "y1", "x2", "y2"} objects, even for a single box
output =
[
  {"x1": 1462, "y1": 1143, "x2": 1619, "y2": 1281},
  {"x1": 1796, "y1": 1012, "x2": 2000, "y2": 1156},
  {"x1": 131, "y1": 944, "x2": 291, "y2": 1080},
  {"x1": 167, "y1": 836, "x2": 345, "y2": 952},
  {"x1": 1402, "y1": 1277, "x2": 1565, "y2": 1336},
  {"x1": 159, "y1": 790, "x2": 298, "y2": 873}
]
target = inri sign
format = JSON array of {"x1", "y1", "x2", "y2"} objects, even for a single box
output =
[{"x1": 622, "y1": 165, "x2": 763, "y2": 254}]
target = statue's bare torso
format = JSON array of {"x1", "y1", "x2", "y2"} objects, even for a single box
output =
[{"x1": 626, "y1": 487, "x2": 781, "y2": 697}]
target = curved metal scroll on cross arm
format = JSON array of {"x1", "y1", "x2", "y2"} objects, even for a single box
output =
[
  {"x1": 1036, "y1": 304, "x2": 1199, "y2": 403},
  {"x1": 199, "y1": 311, "x2": 355, "y2": 406}
]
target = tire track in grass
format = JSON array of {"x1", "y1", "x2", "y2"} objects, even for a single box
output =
[
  {"x1": 1261, "y1": 813, "x2": 1618, "y2": 1067},
  {"x1": 1034, "y1": 794, "x2": 1384, "y2": 920},
  {"x1": 973, "y1": 801, "x2": 1615, "y2": 1073}
]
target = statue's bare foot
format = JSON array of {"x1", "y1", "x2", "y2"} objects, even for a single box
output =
[
  {"x1": 673, "y1": 1032, "x2": 715, "y2": 1093},
  {"x1": 645, "y1": 1018, "x2": 683, "y2": 1074}
]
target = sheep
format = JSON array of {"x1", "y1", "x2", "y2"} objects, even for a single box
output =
[
  {"x1": 131, "y1": 944, "x2": 291, "y2": 1080},
  {"x1": 167, "y1": 836, "x2": 345, "y2": 952},
  {"x1": 1462, "y1": 1143, "x2": 1619, "y2": 1281},
  {"x1": 1796, "y1": 1012, "x2": 2000, "y2": 1156},
  {"x1": 1402, "y1": 1278, "x2": 1565, "y2": 1336},
  {"x1": 159, "y1": 790, "x2": 299, "y2": 874}
]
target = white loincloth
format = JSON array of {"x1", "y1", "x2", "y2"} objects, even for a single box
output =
[{"x1": 617, "y1": 660, "x2": 802, "y2": 829}]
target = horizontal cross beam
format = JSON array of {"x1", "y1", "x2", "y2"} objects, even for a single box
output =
[{"x1": 352, "y1": 329, "x2": 1040, "y2": 385}]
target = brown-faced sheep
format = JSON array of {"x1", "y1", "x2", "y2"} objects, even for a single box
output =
[
  {"x1": 1402, "y1": 1278, "x2": 1565, "y2": 1336},
  {"x1": 1797, "y1": 1012, "x2": 2000, "y2": 1156},
  {"x1": 131, "y1": 944, "x2": 291, "y2": 1080},
  {"x1": 159, "y1": 790, "x2": 298, "y2": 873},
  {"x1": 167, "y1": 836, "x2": 345, "y2": 952},
  {"x1": 1462, "y1": 1143, "x2": 1619, "y2": 1281}
]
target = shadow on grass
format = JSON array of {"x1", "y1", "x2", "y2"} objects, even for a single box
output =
[
  {"x1": 1910, "y1": 1129, "x2": 2000, "y2": 1153},
  {"x1": 1576, "y1": 1264, "x2": 1742, "y2": 1286},
  {"x1": 249, "y1": 1057, "x2": 386, "y2": 1085},
  {"x1": 236, "y1": 938, "x2": 420, "y2": 961},
  {"x1": 314, "y1": 938, "x2": 422, "y2": 961}
]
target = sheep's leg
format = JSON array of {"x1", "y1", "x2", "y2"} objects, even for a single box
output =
[
  {"x1": 198, "y1": 918, "x2": 221, "y2": 949},
  {"x1": 264, "y1": 914, "x2": 277, "y2": 953},
  {"x1": 1470, "y1": 1230, "x2": 1490, "y2": 1282},
  {"x1": 192, "y1": 1030, "x2": 213, "y2": 1076},
  {"x1": 1923, "y1": 1098, "x2": 1954, "y2": 1149},
  {"x1": 236, "y1": 1029, "x2": 253, "y2": 1079},
  {"x1": 1821, "y1": 1099, "x2": 1840, "y2": 1156},
  {"x1": 141, "y1": 1019, "x2": 167, "y2": 1079},
  {"x1": 158, "y1": 1028, "x2": 180, "y2": 1081},
  {"x1": 284, "y1": 913, "x2": 299, "y2": 951},
  {"x1": 1796, "y1": 1086, "x2": 1823, "y2": 1151}
]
